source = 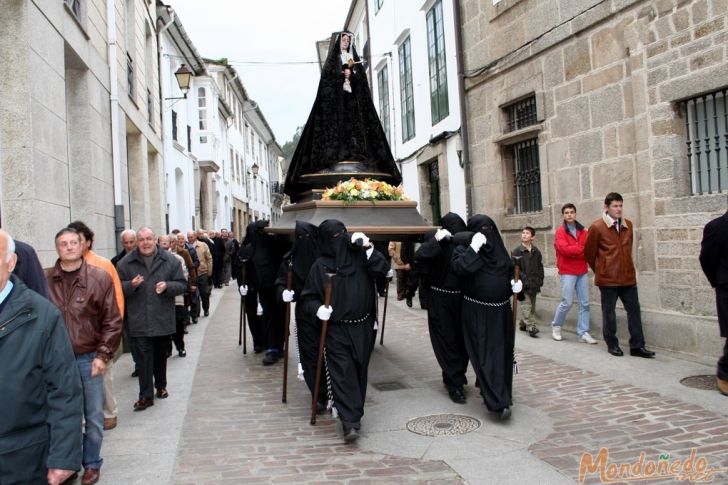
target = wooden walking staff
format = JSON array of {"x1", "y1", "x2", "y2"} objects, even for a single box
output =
[
  {"x1": 379, "y1": 272, "x2": 392, "y2": 346},
  {"x1": 238, "y1": 260, "x2": 248, "y2": 354},
  {"x1": 511, "y1": 257, "x2": 522, "y2": 375},
  {"x1": 282, "y1": 260, "x2": 293, "y2": 403},
  {"x1": 311, "y1": 273, "x2": 334, "y2": 425}
]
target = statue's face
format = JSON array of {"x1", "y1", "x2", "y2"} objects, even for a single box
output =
[{"x1": 341, "y1": 34, "x2": 350, "y2": 51}]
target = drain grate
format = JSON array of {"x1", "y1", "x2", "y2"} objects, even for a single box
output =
[
  {"x1": 680, "y1": 375, "x2": 718, "y2": 390},
  {"x1": 406, "y1": 414, "x2": 480, "y2": 437},
  {"x1": 372, "y1": 381, "x2": 408, "y2": 392}
]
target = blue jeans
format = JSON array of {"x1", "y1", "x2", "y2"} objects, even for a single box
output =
[
  {"x1": 551, "y1": 273, "x2": 590, "y2": 336},
  {"x1": 76, "y1": 353, "x2": 104, "y2": 470}
]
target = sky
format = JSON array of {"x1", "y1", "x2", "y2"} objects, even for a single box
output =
[{"x1": 168, "y1": 0, "x2": 351, "y2": 145}]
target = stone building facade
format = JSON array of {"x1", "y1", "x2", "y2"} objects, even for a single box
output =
[{"x1": 461, "y1": 0, "x2": 727, "y2": 356}]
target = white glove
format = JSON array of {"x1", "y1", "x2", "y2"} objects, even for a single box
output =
[
  {"x1": 435, "y1": 228, "x2": 452, "y2": 241},
  {"x1": 316, "y1": 305, "x2": 333, "y2": 321},
  {"x1": 511, "y1": 279, "x2": 523, "y2": 294},
  {"x1": 386, "y1": 268, "x2": 394, "y2": 279},
  {"x1": 470, "y1": 232, "x2": 487, "y2": 252},
  {"x1": 256, "y1": 302, "x2": 264, "y2": 316},
  {"x1": 366, "y1": 246, "x2": 374, "y2": 259},
  {"x1": 351, "y1": 232, "x2": 370, "y2": 248},
  {"x1": 239, "y1": 285, "x2": 248, "y2": 296},
  {"x1": 282, "y1": 289, "x2": 295, "y2": 302}
]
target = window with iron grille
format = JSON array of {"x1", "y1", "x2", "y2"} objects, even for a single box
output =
[
  {"x1": 681, "y1": 88, "x2": 727, "y2": 194},
  {"x1": 509, "y1": 138, "x2": 542, "y2": 213},
  {"x1": 427, "y1": 0, "x2": 449, "y2": 125},
  {"x1": 377, "y1": 66, "x2": 391, "y2": 145},
  {"x1": 399, "y1": 36, "x2": 415, "y2": 142},
  {"x1": 505, "y1": 95, "x2": 537, "y2": 132},
  {"x1": 171, "y1": 110, "x2": 178, "y2": 141},
  {"x1": 65, "y1": 0, "x2": 82, "y2": 17}
]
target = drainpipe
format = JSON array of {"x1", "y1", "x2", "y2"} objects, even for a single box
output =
[
  {"x1": 107, "y1": 0, "x2": 124, "y2": 252},
  {"x1": 453, "y1": 0, "x2": 473, "y2": 218}
]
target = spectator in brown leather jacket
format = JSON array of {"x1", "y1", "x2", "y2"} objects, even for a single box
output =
[
  {"x1": 45, "y1": 227, "x2": 122, "y2": 485},
  {"x1": 584, "y1": 192, "x2": 655, "y2": 359}
]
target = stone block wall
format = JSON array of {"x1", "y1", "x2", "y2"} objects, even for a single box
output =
[{"x1": 461, "y1": 0, "x2": 727, "y2": 355}]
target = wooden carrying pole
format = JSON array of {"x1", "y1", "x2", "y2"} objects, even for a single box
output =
[
  {"x1": 239, "y1": 261, "x2": 247, "y2": 354},
  {"x1": 282, "y1": 261, "x2": 294, "y2": 403},
  {"x1": 311, "y1": 274, "x2": 334, "y2": 425},
  {"x1": 379, "y1": 275, "x2": 391, "y2": 345}
]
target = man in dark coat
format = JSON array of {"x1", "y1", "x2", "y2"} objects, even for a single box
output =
[
  {"x1": 301, "y1": 219, "x2": 389, "y2": 442},
  {"x1": 238, "y1": 220, "x2": 286, "y2": 363},
  {"x1": 116, "y1": 227, "x2": 187, "y2": 410},
  {"x1": 699, "y1": 208, "x2": 728, "y2": 396},
  {"x1": 13, "y1": 239, "x2": 50, "y2": 298},
  {"x1": 0, "y1": 230, "x2": 82, "y2": 485},
  {"x1": 452, "y1": 215, "x2": 522, "y2": 420},
  {"x1": 411, "y1": 212, "x2": 470, "y2": 404},
  {"x1": 511, "y1": 226, "x2": 544, "y2": 338},
  {"x1": 111, "y1": 229, "x2": 137, "y2": 267},
  {"x1": 275, "y1": 221, "x2": 323, "y2": 407}
]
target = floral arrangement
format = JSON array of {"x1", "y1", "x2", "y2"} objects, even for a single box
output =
[{"x1": 321, "y1": 178, "x2": 408, "y2": 202}]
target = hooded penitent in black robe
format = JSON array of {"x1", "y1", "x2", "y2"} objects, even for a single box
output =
[
  {"x1": 412, "y1": 213, "x2": 470, "y2": 394},
  {"x1": 284, "y1": 32, "x2": 401, "y2": 201},
  {"x1": 451, "y1": 215, "x2": 515, "y2": 414},
  {"x1": 301, "y1": 219, "x2": 388, "y2": 434},
  {"x1": 212, "y1": 235, "x2": 226, "y2": 287},
  {"x1": 274, "y1": 221, "x2": 324, "y2": 401},
  {"x1": 238, "y1": 221, "x2": 285, "y2": 354}
]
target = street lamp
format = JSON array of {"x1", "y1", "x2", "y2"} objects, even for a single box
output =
[
  {"x1": 250, "y1": 163, "x2": 259, "y2": 179},
  {"x1": 165, "y1": 64, "x2": 194, "y2": 100}
]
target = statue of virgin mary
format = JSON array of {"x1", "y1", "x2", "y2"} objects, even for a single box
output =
[{"x1": 284, "y1": 32, "x2": 402, "y2": 202}]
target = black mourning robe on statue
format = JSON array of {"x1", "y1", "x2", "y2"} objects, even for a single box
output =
[
  {"x1": 274, "y1": 221, "x2": 323, "y2": 400},
  {"x1": 301, "y1": 219, "x2": 388, "y2": 432},
  {"x1": 412, "y1": 213, "x2": 469, "y2": 391},
  {"x1": 451, "y1": 215, "x2": 515, "y2": 413},
  {"x1": 284, "y1": 32, "x2": 401, "y2": 200}
]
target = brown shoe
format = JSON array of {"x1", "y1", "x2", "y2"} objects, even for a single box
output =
[
  {"x1": 718, "y1": 377, "x2": 728, "y2": 396},
  {"x1": 103, "y1": 416, "x2": 117, "y2": 430},
  {"x1": 82, "y1": 468, "x2": 100, "y2": 485},
  {"x1": 133, "y1": 398, "x2": 154, "y2": 411},
  {"x1": 155, "y1": 388, "x2": 169, "y2": 399}
]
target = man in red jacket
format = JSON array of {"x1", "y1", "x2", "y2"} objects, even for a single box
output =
[{"x1": 550, "y1": 204, "x2": 597, "y2": 344}]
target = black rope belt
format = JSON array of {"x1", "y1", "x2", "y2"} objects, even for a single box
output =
[{"x1": 463, "y1": 295, "x2": 510, "y2": 307}]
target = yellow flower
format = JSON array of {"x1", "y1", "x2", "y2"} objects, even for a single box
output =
[{"x1": 350, "y1": 189, "x2": 359, "y2": 197}]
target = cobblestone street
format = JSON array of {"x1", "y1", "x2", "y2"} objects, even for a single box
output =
[{"x1": 100, "y1": 285, "x2": 728, "y2": 484}]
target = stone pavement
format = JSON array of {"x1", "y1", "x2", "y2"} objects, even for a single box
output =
[{"x1": 99, "y1": 285, "x2": 728, "y2": 484}]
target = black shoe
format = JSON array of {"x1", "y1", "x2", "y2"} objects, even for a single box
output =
[
  {"x1": 179, "y1": 350, "x2": 187, "y2": 357},
  {"x1": 192, "y1": 318, "x2": 198, "y2": 324},
  {"x1": 519, "y1": 322, "x2": 527, "y2": 332},
  {"x1": 316, "y1": 400, "x2": 328, "y2": 414},
  {"x1": 183, "y1": 330, "x2": 189, "y2": 334},
  {"x1": 131, "y1": 370, "x2": 139, "y2": 378},
  {"x1": 253, "y1": 345, "x2": 264, "y2": 354},
  {"x1": 262, "y1": 351, "x2": 280, "y2": 366},
  {"x1": 204, "y1": 311, "x2": 209, "y2": 317},
  {"x1": 528, "y1": 326, "x2": 539, "y2": 338},
  {"x1": 630, "y1": 347, "x2": 655, "y2": 358},
  {"x1": 343, "y1": 427, "x2": 360, "y2": 443},
  {"x1": 448, "y1": 387, "x2": 466, "y2": 404},
  {"x1": 406, "y1": 297, "x2": 413, "y2": 308},
  {"x1": 499, "y1": 408, "x2": 511, "y2": 420},
  {"x1": 608, "y1": 346, "x2": 624, "y2": 356}
]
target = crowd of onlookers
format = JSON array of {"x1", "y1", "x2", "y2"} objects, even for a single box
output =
[{"x1": 0, "y1": 223, "x2": 238, "y2": 485}]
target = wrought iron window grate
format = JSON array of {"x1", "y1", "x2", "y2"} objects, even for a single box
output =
[
  {"x1": 505, "y1": 96, "x2": 537, "y2": 132},
  {"x1": 682, "y1": 89, "x2": 727, "y2": 194},
  {"x1": 512, "y1": 138, "x2": 542, "y2": 213}
]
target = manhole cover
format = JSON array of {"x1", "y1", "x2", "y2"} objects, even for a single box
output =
[
  {"x1": 372, "y1": 381, "x2": 408, "y2": 392},
  {"x1": 680, "y1": 375, "x2": 718, "y2": 390},
  {"x1": 406, "y1": 414, "x2": 480, "y2": 437}
]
